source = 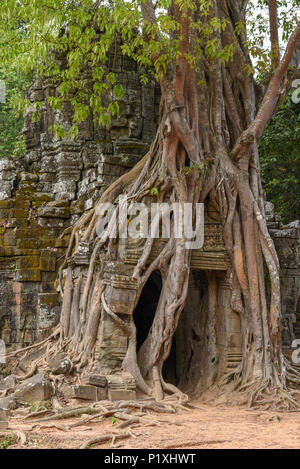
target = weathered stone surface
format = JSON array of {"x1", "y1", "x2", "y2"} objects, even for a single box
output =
[
  {"x1": 47, "y1": 352, "x2": 72, "y2": 375},
  {"x1": 0, "y1": 420, "x2": 8, "y2": 430},
  {"x1": 57, "y1": 383, "x2": 74, "y2": 400},
  {"x1": 107, "y1": 389, "x2": 136, "y2": 401},
  {"x1": 0, "y1": 54, "x2": 160, "y2": 353},
  {"x1": 14, "y1": 372, "x2": 54, "y2": 402},
  {"x1": 0, "y1": 396, "x2": 17, "y2": 410},
  {"x1": 71, "y1": 384, "x2": 107, "y2": 401},
  {"x1": 0, "y1": 408, "x2": 10, "y2": 420},
  {"x1": 81, "y1": 373, "x2": 107, "y2": 388},
  {"x1": 0, "y1": 375, "x2": 16, "y2": 392}
]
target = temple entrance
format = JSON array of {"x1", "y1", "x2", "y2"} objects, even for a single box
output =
[
  {"x1": 133, "y1": 271, "x2": 177, "y2": 383},
  {"x1": 132, "y1": 270, "x2": 240, "y2": 394},
  {"x1": 132, "y1": 270, "x2": 209, "y2": 389}
]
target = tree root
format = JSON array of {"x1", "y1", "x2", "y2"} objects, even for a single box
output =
[
  {"x1": 16, "y1": 363, "x2": 38, "y2": 382},
  {"x1": 2, "y1": 328, "x2": 60, "y2": 360},
  {"x1": 79, "y1": 431, "x2": 133, "y2": 450}
]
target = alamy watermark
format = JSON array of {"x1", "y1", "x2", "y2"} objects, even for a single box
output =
[
  {"x1": 291, "y1": 61, "x2": 300, "y2": 104},
  {"x1": 0, "y1": 80, "x2": 6, "y2": 104},
  {"x1": 0, "y1": 340, "x2": 6, "y2": 364},
  {"x1": 291, "y1": 339, "x2": 300, "y2": 366},
  {"x1": 96, "y1": 195, "x2": 204, "y2": 250},
  {"x1": 291, "y1": 79, "x2": 300, "y2": 104}
]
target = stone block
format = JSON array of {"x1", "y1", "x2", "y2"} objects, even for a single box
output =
[
  {"x1": 41, "y1": 271, "x2": 57, "y2": 283},
  {"x1": 55, "y1": 238, "x2": 69, "y2": 248},
  {"x1": 71, "y1": 385, "x2": 107, "y2": 401},
  {"x1": 16, "y1": 256, "x2": 40, "y2": 269},
  {"x1": 10, "y1": 209, "x2": 29, "y2": 219},
  {"x1": 3, "y1": 231, "x2": 16, "y2": 246},
  {"x1": 0, "y1": 208, "x2": 10, "y2": 218},
  {"x1": 40, "y1": 255, "x2": 56, "y2": 272},
  {"x1": 0, "y1": 375, "x2": 16, "y2": 392},
  {"x1": 0, "y1": 200, "x2": 14, "y2": 208},
  {"x1": 0, "y1": 408, "x2": 10, "y2": 420},
  {"x1": 108, "y1": 389, "x2": 136, "y2": 401},
  {"x1": 37, "y1": 304, "x2": 60, "y2": 330},
  {"x1": 0, "y1": 159, "x2": 14, "y2": 171},
  {"x1": 16, "y1": 268, "x2": 41, "y2": 282},
  {"x1": 31, "y1": 193, "x2": 52, "y2": 202},
  {"x1": 38, "y1": 293, "x2": 58, "y2": 307},
  {"x1": 0, "y1": 421, "x2": 8, "y2": 430},
  {"x1": 15, "y1": 372, "x2": 54, "y2": 402},
  {"x1": 0, "y1": 396, "x2": 17, "y2": 410},
  {"x1": 81, "y1": 373, "x2": 107, "y2": 388},
  {"x1": 20, "y1": 172, "x2": 39, "y2": 182},
  {"x1": 0, "y1": 181, "x2": 13, "y2": 192},
  {"x1": 14, "y1": 200, "x2": 31, "y2": 209},
  {"x1": 0, "y1": 190, "x2": 12, "y2": 200},
  {"x1": 39, "y1": 238, "x2": 56, "y2": 249},
  {"x1": 58, "y1": 383, "x2": 74, "y2": 399},
  {"x1": 16, "y1": 239, "x2": 39, "y2": 250},
  {"x1": 37, "y1": 217, "x2": 65, "y2": 229},
  {"x1": 0, "y1": 170, "x2": 14, "y2": 181},
  {"x1": 37, "y1": 205, "x2": 70, "y2": 219},
  {"x1": 47, "y1": 352, "x2": 72, "y2": 375}
]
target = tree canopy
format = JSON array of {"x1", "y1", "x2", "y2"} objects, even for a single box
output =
[
  {"x1": 0, "y1": 64, "x2": 30, "y2": 158},
  {"x1": 1, "y1": 1, "x2": 299, "y2": 221},
  {"x1": 259, "y1": 93, "x2": 300, "y2": 222},
  {"x1": 0, "y1": 0, "x2": 299, "y2": 136}
]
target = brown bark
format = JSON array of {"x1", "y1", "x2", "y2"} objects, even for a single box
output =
[{"x1": 27, "y1": 1, "x2": 300, "y2": 408}]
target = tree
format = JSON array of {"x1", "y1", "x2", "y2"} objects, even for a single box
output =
[
  {"x1": 0, "y1": 64, "x2": 30, "y2": 158},
  {"x1": 1, "y1": 0, "x2": 300, "y2": 408},
  {"x1": 259, "y1": 94, "x2": 300, "y2": 223}
]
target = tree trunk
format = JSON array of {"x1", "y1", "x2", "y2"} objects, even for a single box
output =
[{"x1": 46, "y1": 0, "x2": 300, "y2": 408}]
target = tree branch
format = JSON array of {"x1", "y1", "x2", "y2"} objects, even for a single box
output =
[
  {"x1": 139, "y1": 0, "x2": 160, "y2": 64},
  {"x1": 232, "y1": 21, "x2": 300, "y2": 156},
  {"x1": 268, "y1": 0, "x2": 280, "y2": 67},
  {"x1": 140, "y1": 0, "x2": 157, "y2": 25}
]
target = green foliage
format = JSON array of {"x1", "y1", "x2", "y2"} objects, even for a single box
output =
[
  {"x1": 246, "y1": 0, "x2": 299, "y2": 76},
  {"x1": 0, "y1": 0, "x2": 238, "y2": 138},
  {"x1": 150, "y1": 186, "x2": 159, "y2": 196},
  {"x1": 0, "y1": 63, "x2": 31, "y2": 158},
  {"x1": 259, "y1": 95, "x2": 300, "y2": 223},
  {"x1": 9, "y1": 263, "x2": 18, "y2": 272},
  {"x1": 180, "y1": 163, "x2": 203, "y2": 174},
  {"x1": 0, "y1": 435, "x2": 14, "y2": 449}
]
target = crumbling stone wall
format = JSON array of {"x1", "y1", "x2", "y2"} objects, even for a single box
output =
[
  {"x1": 266, "y1": 202, "x2": 300, "y2": 346},
  {"x1": 0, "y1": 52, "x2": 159, "y2": 350}
]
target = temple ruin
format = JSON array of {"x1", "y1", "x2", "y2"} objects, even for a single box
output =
[{"x1": 0, "y1": 47, "x2": 299, "y2": 399}]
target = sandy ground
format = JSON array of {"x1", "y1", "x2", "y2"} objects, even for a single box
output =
[{"x1": 2, "y1": 401, "x2": 300, "y2": 450}]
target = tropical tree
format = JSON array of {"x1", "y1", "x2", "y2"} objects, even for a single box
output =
[
  {"x1": 0, "y1": 64, "x2": 30, "y2": 158},
  {"x1": 259, "y1": 94, "x2": 300, "y2": 223},
  {"x1": 1, "y1": 0, "x2": 300, "y2": 408}
]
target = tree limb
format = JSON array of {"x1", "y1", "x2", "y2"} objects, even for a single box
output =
[
  {"x1": 232, "y1": 21, "x2": 300, "y2": 156},
  {"x1": 268, "y1": 0, "x2": 280, "y2": 67}
]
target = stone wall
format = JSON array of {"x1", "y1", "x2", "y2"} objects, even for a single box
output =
[
  {"x1": 0, "y1": 53, "x2": 159, "y2": 350},
  {"x1": 266, "y1": 202, "x2": 300, "y2": 346}
]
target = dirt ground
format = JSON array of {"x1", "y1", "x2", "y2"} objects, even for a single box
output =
[{"x1": 2, "y1": 400, "x2": 300, "y2": 450}]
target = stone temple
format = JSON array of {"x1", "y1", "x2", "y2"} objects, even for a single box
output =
[{"x1": 0, "y1": 46, "x2": 299, "y2": 397}]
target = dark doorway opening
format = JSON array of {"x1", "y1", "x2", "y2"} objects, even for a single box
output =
[
  {"x1": 133, "y1": 271, "x2": 162, "y2": 352},
  {"x1": 133, "y1": 271, "x2": 178, "y2": 385}
]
